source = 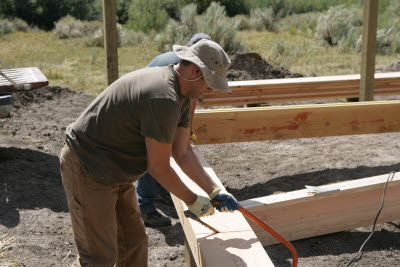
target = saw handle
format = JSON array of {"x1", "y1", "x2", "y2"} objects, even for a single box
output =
[{"x1": 212, "y1": 201, "x2": 298, "y2": 267}]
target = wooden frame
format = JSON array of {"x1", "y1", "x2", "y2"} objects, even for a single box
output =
[
  {"x1": 241, "y1": 172, "x2": 400, "y2": 246},
  {"x1": 171, "y1": 143, "x2": 400, "y2": 266},
  {"x1": 98, "y1": 2, "x2": 388, "y2": 266},
  {"x1": 176, "y1": 99, "x2": 400, "y2": 266},
  {"x1": 200, "y1": 72, "x2": 400, "y2": 106},
  {"x1": 192, "y1": 100, "x2": 400, "y2": 144},
  {"x1": 359, "y1": 0, "x2": 379, "y2": 101}
]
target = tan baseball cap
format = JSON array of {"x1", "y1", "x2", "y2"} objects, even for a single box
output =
[{"x1": 173, "y1": 39, "x2": 231, "y2": 92}]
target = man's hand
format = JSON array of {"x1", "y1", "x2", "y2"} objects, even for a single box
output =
[
  {"x1": 188, "y1": 195, "x2": 215, "y2": 217},
  {"x1": 209, "y1": 188, "x2": 239, "y2": 213}
]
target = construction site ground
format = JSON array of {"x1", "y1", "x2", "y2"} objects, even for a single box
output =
[{"x1": 1, "y1": 57, "x2": 400, "y2": 266}]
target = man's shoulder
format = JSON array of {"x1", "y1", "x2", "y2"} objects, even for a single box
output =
[
  {"x1": 132, "y1": 66, "x2": 179, "y2": 100},
  {"x1": 146, "y1": 51, "x2": 180, "y2": 67}
]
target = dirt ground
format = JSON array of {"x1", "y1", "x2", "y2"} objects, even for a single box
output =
[{"x1": 1, "y1": 59, "x2": 400, "y2": 267}]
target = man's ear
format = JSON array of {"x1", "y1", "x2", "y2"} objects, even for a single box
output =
[{"x1": 193, "y1": 65, "x2": 202, "y2": 77}]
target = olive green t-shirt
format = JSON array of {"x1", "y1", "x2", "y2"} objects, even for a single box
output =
[{"x1": 65, "y1": 65, "x2": 191, "y2": 185}]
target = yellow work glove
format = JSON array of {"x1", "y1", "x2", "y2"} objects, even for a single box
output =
[
  {"x1": 187, "y1": 195, "x2": 215, "y2": 217},
  {"x1": 190, "y1": 131, "x2": 198, "y2": 144},
  {"x1": 209, "y1": 188, "x2": 239, "y2": 213}
]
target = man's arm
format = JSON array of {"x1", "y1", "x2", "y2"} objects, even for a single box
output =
[
  {"x1": 145, "y1": 137, "x2": 197, "y2": 205},
  {"x1": 171, "y1": 126, "x2": 220, "y2": 195},
  {"x1": 146, "y1": 136, "x2": 216, "y2": 217}
]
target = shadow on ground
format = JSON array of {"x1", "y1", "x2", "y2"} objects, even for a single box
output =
[
  {"x1": 0, "y1": 147, "x2": 67, "y2": 228},
  {"x1": 265, "y1": 226, "x2": 400, "y2": 266},
  {"x1": 228, "y1": 163, "x2": 400, "y2": 201}
]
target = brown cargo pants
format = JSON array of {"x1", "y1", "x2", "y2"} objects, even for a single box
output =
[{"x1": 60, "y1": 144, "x2": 148, "y2": 267}]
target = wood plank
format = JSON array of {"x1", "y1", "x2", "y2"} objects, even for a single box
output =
[
  {"x1": 170, "y1": 144, "x2": 274, "y2": 267},
  {"x1": 199, "y1": 72, "x2": 400, "y2": 106},
  {"x1": 192, "y1": 100, "x2": 400, "y2": 144},
  {"x1": 0, "y1": 67, "x2": 48, "y2": 93},
  {"x1": 184, "y1": 236, "x2": 197, "y2": 267},
  {"x1": 240, "y1": 172, "x2": 400, "y2": 246},
  {"x1": 359, "y1": 0, "x2": 379, "y2": 101},
  {"x1": 102, "y1": 0, "x2": 119, "y2": 85}
]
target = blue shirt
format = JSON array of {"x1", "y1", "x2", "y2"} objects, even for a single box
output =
[{"x1": 146, "y1": 52, "x2": 180, "y2": 67}]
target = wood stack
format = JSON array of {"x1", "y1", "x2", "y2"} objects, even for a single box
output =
[
  {"x1": 0, "y1": 67, "x2": 48, "y2": 93},
  {"x1": 199, "y1": 72, "x2": 400, "y2": 106}
]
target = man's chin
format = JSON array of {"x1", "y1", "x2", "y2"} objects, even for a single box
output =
[{"x1": 190, "y1": 94, "x2": 202, "y2": 100}]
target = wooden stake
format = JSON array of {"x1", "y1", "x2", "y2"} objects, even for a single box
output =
[
  {"x1": 359, "y1": 0, "x2": 379, "y2": 101},
  {"x1": 102, "y1": 0, "x2": 119, "y2": 85}
]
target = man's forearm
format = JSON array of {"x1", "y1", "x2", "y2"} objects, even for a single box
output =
[
  {"x1": 148, "y1": 166, "x2": 197, "y2": 205},
  {"x1": 173, "y1": 148, "x2": 220, "y2": 196}
]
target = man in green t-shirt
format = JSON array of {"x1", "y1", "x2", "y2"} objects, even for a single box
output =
[
  {"x1": 60, "y1": 39, "x2": 238, "y2": 266},
  {"x1": 137, "y1": 33, "x2": 212, "y2": 227}
]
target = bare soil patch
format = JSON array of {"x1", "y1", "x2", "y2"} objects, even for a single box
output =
[{"x1": 1, "y1": 59, "x2": 400, "y2": 266}]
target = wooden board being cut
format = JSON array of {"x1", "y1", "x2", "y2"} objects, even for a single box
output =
[
  {"x1": 240, "y1": 172, "x2": 400, "y2": 246},
  {"x1": 193, "y1": 100, "x2": 400, "y2": 144},
  {"x1": 170, "y1": 144, "x2": 274, "y2": 267}
]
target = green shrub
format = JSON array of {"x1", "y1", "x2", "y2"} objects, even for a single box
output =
[
  {"x1": 249, "y1": 7, "x2": 275, "y2": 31},
  {"x1": 120, "y1": 28, "x2": 150, "y2": 46},
  {"x1": 54, "y1": 15, "x2": 85, "y2": 39},
  {"x1": 82, "y1": 21, "x2": 122, "y2": 47},
  {"x1": 233, "y1": 14, "x2": 252, "y2": 31},
  {"x1": 277, "y1": 12, "x2": 320, "y2": 36},
  {"x1": 11, "y1": 18, "x2": 30, "y2": 32},
  {"x1": 271, "y1": 40, "x2": 286, "y2": 56},
  {"x1": 154, "y1": 18, "x2": 191, "y2": 52},
  {"x1": 82, "y1": 25, "x2": 104, "y2": 47},
  {"x1": 180, "y1": 3, "x2": 197, "y2": 31},
  {"x1": 0, "y1": 0, "x2": 97, "y2": 30},
  {"x1": 127, "y1": 0, "x2": 169, "y2": 33},
  {"x1": 195, "y1": 2, "x2": 244, "y2": 53},
  {"x1": 0, "y1": 19, "x2": 15, "y2": 35},
  {"x1": 54, "y1": 16, "x2": 123, "y2": 47},
  {"x1": 314, "y1": 5, "x2": 362, "y2": 48},
  {"x1": 0, "y1": 18, "x2": 29, "y2": 36},
  {"x1": 356, "y1": 18, "x2": 400, "y2": 55},
  {"x1": 244, "y1": 0, "x2": 361, "y2": 17},
  {"x1": 155, "y1": 2, "x2": 245, "y2": 54}
]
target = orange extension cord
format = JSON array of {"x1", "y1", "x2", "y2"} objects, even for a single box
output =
[{"x1": 213, "y1": 201, "x2": 298, "y2": 267}]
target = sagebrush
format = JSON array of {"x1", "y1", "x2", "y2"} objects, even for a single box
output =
[
  {"x1": 0, "y1": 18, "x2": 29, "y2": 36},
  {"x1": 314, "y1": 5, "x2": 362, "y2": 49},
  {"x1": 155, "y1": 2, "x2": 245, "y2": 53}
]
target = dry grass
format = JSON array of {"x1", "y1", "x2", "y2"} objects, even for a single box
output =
[
  {"x1": 238, "y1": 30, "x2": 400, "y2": 76},
  {"x1": 0, "y1": 29, "x2": 399, "y2": 97},
  {"x1": 0, "y1": 233, "x2": 19, "y2": 267},
  {"x1": 0, "y1": 31, "x2": 159, "y2": 97}
]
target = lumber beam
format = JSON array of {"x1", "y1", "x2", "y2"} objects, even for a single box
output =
[
  {"x1": 199, "y1": 72, "x2": 400, "y2": 106},
  {"x1": 170, "y1": 144, "x2": 274, "y2": 267},
  {"x1": 240, "y1": 172, "x2": 400, "y2": 246},
  {"x1": 192, "y1": 100, "x2": 400, "y2": 144},
  {"x1": 359, "y1": 0, "x2": 379, "y2": 101}
]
